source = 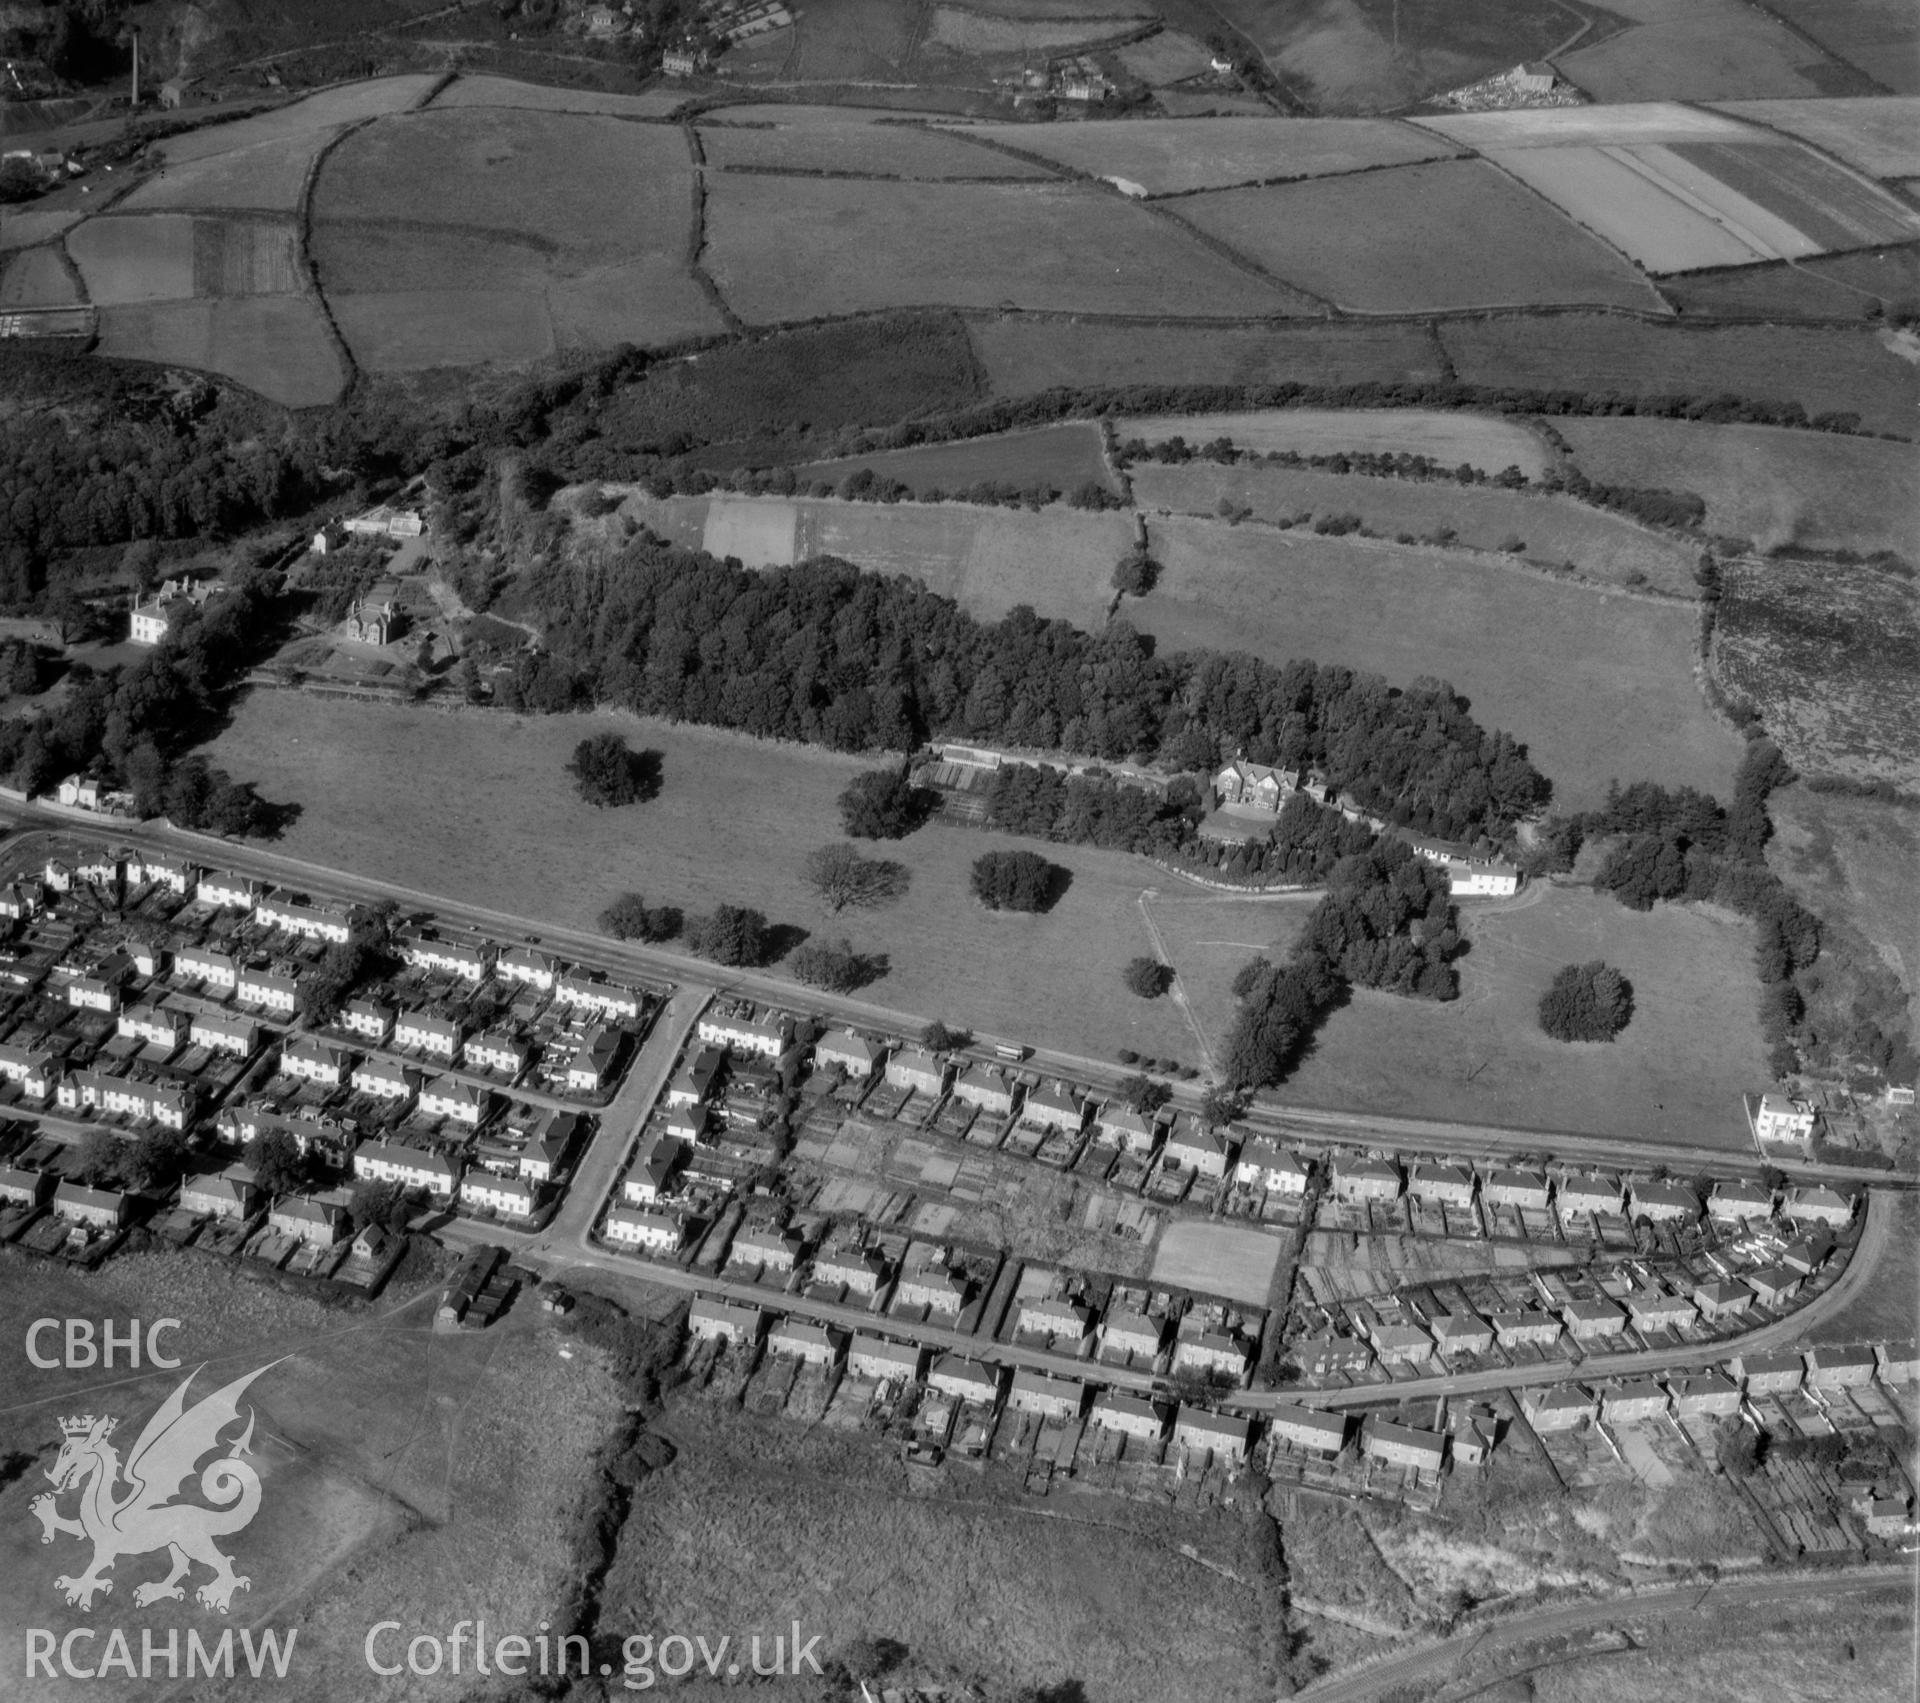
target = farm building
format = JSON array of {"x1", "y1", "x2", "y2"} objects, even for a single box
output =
[
  {"x1": 268, "y1": 1195, "x2": 344, "y2": 1247},
  {"x1": 1409, "y1": 1164, "x2": 1474, "y2": 1208},
  {"x1": 399, "y1": 934, "x2": 491, "y2": 983},
  {"x1": 498, "y1": 947, "x2": 557, "y2": 992},
  {"x1": 1626, "y1": 1290, "x2": 1695, "y2": 1333},
  {"x1": 1367, "y1": 1321, "x2": 1434, "y2": 1365},
  {"x1": 1749, "y1": 1092, "x2": 1816, "y2": 1153},
  {"x1": 730, "y1": 1226, "x2": 804, "y2": 1273},
  {"x1": 395, "y1": 1011, "x2": 461, "y2": 1059},
  {"x1": 355, "y1": 1141, "x2": 459, "y2": 1196},
  {"x1": 1629, "y1": 1180, "x2": 1700, "y2": 1222},
  {"x1": 953, "y1": 1065, "x2": 1015, "y2": 1115},
  {"x1": 928, "y1": 1356, "x2": 1001, "y2": 1405},
  {"x1": 1806, "y1": 1344, "x2": 1878, "y2": 1389},
  {"x1": 1691, "y1": 1279, "x2": 1755, "y2": 1321},
  {"x1": 282, "y1": 1037, "x2": 352, "y2": 1086},
  {"x1": 604, "y1": 1207, "x2": 685, "y2": 1253},
  {"x1": 1708, "y1": 1180, "x2": 1774, "y2": 1221},
  {"x1": 461, "y1": 1173, "x2": 535, "y2": 1220},
  {"x1": 1600, "y1": 1381, "x2": 1668, "y2": 1424},
  {"x1": 1009, "y1": 1370, "x2": 1084, "y2": 1421},
  {"x1": 1021, "y1": 1084, "x2": 1086, "y2": 1133},
  {"x1": 236, "y1": 968, "x2": 298, "y2": 1015},
  {"x1": 1667, "y1": 1372, "x2": 1741, "y2": 1418},
  {"x1": 1267, "y1": 1404, "x2": 1349, "y2": 1457},
  {"x1": 1435, "y1": 855, "x2": 1520, "y2": 898},
  {"x1": 54, "y1": 1182, "x2": 131, "y2": 1229},
  {"x1": 848, "y1": 1334, "x2": 924, "y2": 1384},
  {"x1": 814, "y1": 1030, "x2": 883, "y2": 1077},
  {"x1": 1488, "y1": 1311, "x2": 1560, "y2": 1349},
  {"x1": 342, "y1": 999, "x2": 394, "y2": 1041},
  {"x1": 1096, "y1": 1103, "x2": 1157, "y2": 1153},
  {"x1": 885, "y1": 1049, "x2": 948, "y2": 1096},
  {"x1": 1331, "y1": 1156, "x2": 1401, "y2": 1202},
  {"x1": 1099, "y1": 1307, "x2": 1164, "y2": 1362},
  {"x1": 554, "y1": 973, "x2": 643, "y2": 1022},
  {"x1": 1163, "y1": 1115, "x2": 1232, "y2": 1179},
  {"x1": 1522, "y1": 1384, "x2": 1595, "y2": 1432},
  {"x1": 1363, "y1": 1419, "x2": 1446, "y2": 1474},
  {"x1": 1087, "y1": 1391, "x2": 1168, "y2": 1440},
  {"x1": 697, "y1": 1011, "x2": 791, "y2": 1060},
  {"x1": 769, "y1": 1320, "x2": 841, "y2": 1366},
  {"x1": 179, "y1": 1168, "x2": 260, "y2": 1221},
  {"x1": 352, "y1": 1058, "x2": 421, "y2": 1103},
  {"x1": 1428, "y1": 1313, "x2": 1494, "y2": 1356},
  {"x1": 1783, "y1": 1186, "x2": 1854, "y2": 1228},
  {"x1": 1175, "y1": 1407, "x2": 1251, "y2": 1463},
  {"x1": 1744, "y1": 1265, "x2": 1800, "y2": 1307},
  {"x1": 690, "y1": 1298, "x2": 764, "y2": 1346},
  {"x1": 1732, "y1": 1350, "x2": 1805, "y2": 1395},
  {"x1": 1236, "y1": 1139, "x2": 1309, "y2": 1194},
  {"x1": 1557, "y1": 1174, "x2": 1622, "y2": 1217}
]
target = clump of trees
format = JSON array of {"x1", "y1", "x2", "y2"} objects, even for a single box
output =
[
  {"x1": 598, "y1": 892, "x2": 683, "y2": 943},
  {"x1": 837, "y1": 765, "x2": 934, "y2": 839},
  {"x1": 801, "y1": 843, "x2": 909, "y2": 912},
  {"x1": 970, "y1": 850, "x2": 1064, "y2": 913},
  {"x1": 789, "y1": 937, "x2": 885, "y2": 993},
  {"x1": 683, "y1": 903, "x2": 773, "y2": 967},
  {"x1": 1124, "y1": 956, "x2": 1173, "y2": 998},
  {"x1": 567, "y1": 732, "x2": 658, "y2": 807},
  {"x1": 1111, "y1": 545, "x2": 1159, "y2": 596},
  {"x1": 1538, "y1": 961, "x2": 1634, "y2": 1042}
]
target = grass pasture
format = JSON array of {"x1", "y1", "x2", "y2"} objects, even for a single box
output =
[
  {"x1": 617, "y1": 490, "x2": 1129, "y2": 626},
  {"x1": 1174, "y1": 160, "x2": 1663, "y2": 312},
  {"x1": 1117, "y1": 407, "x2": 1553, "y2": 477},
  {"x1": 191, "y1": 217, "x2": 303, "y2": 296},
  {"x1": 1756, "y1": 0, "x2": 1919, "y2": 95},
  {"x1": 1714, "y1": 555, "x2": 1920, "y2": 787},
  {"x1": 970, "y1": 317, "x2": 1447, "y2": 396},
  {"x1": 1671, "y1": 140, "x2": 1920, "y2": 250},
  {"x1": 0, "y1": 245, "x2": 78, "y2": 308},
  {"x1": 924, "y1": 5, "x2": 1151, "y2": 55},
  {"x1": 698, "y1": 116, "x2": 1056, "y2": 178},
  {"x1": 1712, "y1": 96, "x2": 1920, "y2": 177},
  {"x1": 120, "y1": 131, "x2": 330, "y2": 213},
  {"x1": 937, "y1": 116, "x2": 1459, "y2": 194},
  {"x1": 1133, "y1": 513, "x2": 1740, "y2": 808},
  {"x1": 1128, "y1": 462, "x2": 1699, "y2": 594},
  {"x1": 1553, "y1": 0, "x2": 1837, "y2": 101},
  {"x1": 0, "y1": 206, "x2": 83, "y2": 253},
  {"x1": 201, "y1": 693, "x2": 1253, "y2": 1063},
  {"x1": 1280, "y1": 884, "x2": 1773, "y2": 1148},
  {"x1": 330, "y1": 288, "x2": 555, "y2": 372},
  {"x1": 1439, "y1": 316, "x2": 1920, "y2": 437},
  {"x1": 65, "y1": 213, "x2": 196, "y2": 304},
  {"x1": 428, "y1": 72, "x2": 690, "y2": 116},
  {"x1": 1409, "y1": 102, "x2": 1756, "y2": 149},
  {"x1": 793, "y1": 421, "x2": 1116, "y2": 493},
  {"x1": 157, "y1": 75, "x2": 438, "y2": 164},
  {"x1": 546, "y1": 259, "x2": 727, "y2": 351},
  {"x1": 1151, "y1": 1220, "x2": 1283, "y2": 1305},
  {"x1": 1557, "y1": 418, "x2": 1920, "y2": 556},
  {"x1": 96, "y1": 296, "x2": 346, "y2": 406},
  {"x1": 702, "y1": 175, "x2": 1308, "y2": 321}
]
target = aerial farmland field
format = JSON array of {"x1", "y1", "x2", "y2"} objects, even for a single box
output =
[
  {"x1": 155, "y1": 74, "x2": 437, "y2": 164},
  {"x1": 794, "y1": 421, "x2": 1117, "y2": 493},
  {"x1": 702, "y1": 175, "x2": 1310, "y2": 320},
  {"x1": 1723, "y1": 0, "x2": 1919, "y2": 97},
  {"x1": 119, "y1": 130, "x2": 330, "y2": 213},
  {"x1": 1173, "y1": 160, "x2": 1665, "y2": 312},
  {"x1": 923, "y1": 5, "x2": 1149, "y2": 55},
  {"x1": 1439, "y1": 316, "x2": 1920, "y2": 437},
  {"x1": 1553, "y1": 0, "x2": 1838, "y2": 102},
  {"x1": 1711, "y1": 96, "x2": 1920, "y2": 177},
  {"x1": 0, "y1": 205, "x2": 82, "y2": 252},
  {"x1": 936, "y1": 115, "x2": 1459, "y2": 194},
  {"x1": 426, "y1": 72, "x2": 690, "y2": 116},
  {"x1": 0, "y1": 244, "x2": 78, "y2": 307},
  {"x1": 1557, "y1": 418, "x2": 1920, "y2": 556},
  {"x1": 65, "y1": 213, "x2": 197, "y2": 303},
  {"x1": 1278, "y1": 884, "x2": 1774, "y2": 1148},
  {"x1": 1128, "y1": 463, "x2": 1700, "y2": 595},
  {"x1": 698, "y1": 115, "x2": 1056, "y2": 178},
  {"x1": 1408, "y1": 101, "x2": 1757, "y2": 149},
  {"x1": 329, "y1": 288, "x2": 557, "y2": 372},
  {"x1": 1131, "y1": 513, "x2": 1742, "y2": 808},
  {"x1": 191, "y1": 217, "x2": 303, "y2": 296},
  {"x1": 94, "y1": 296, "x2": 346, "y2": 406},
  {"x1": 1669, "y1": 141, "x2": 1920, "y2": 250},
  {"x1": 1116, "y1": 408, "x2": 1554, "y2": 477},
  {"x1": 970, "y1": 317, "x2": 1448, "y2": 395}
]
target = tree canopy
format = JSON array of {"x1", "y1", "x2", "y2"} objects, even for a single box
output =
[
  {"x1": 970, "y1": 850, "x2": 1062, "y2": 913},
  {"x1": 1538, "y1": 961, "x2": 1634, "y2": 1042},
  {"x1": 567, "y1": 732, "x2": 654, "y2": 808},
  {"x1": 683, "y1": 903, "x2": 772, "y2": 967}
]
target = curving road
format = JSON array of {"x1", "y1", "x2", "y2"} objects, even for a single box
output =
[{"x1": 1295, "y1": 1564, "x2": 1917, "y2": 1703}]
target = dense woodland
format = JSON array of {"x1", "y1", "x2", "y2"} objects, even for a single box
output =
[{"x1": 503, "y1": 537, "x2": 1549, "y2": 842}]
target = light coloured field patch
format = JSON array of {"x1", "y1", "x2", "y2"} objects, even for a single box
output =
[
  {"x1": 96, "y1": 296, "x2": 346, "y2": 407},
  {"x1": 0, "y1": 245, "x2": 78, "y2": 308},
  {"x1": 1151, "y1": 1220, "x2": 1283, "y2": 1305},
  {"x1": 1176, "y1": 159, "x2": 1664, "y2": 312},
  {"x1": 119, "y1": 130, "x2": 330, "y2": 213},
  {"x1": 1134, "y1": 513, "x2": 1742, "y2": 807},
  {"x1": 941, "y1": 115, "x2": 1458, "y2": 193},
  {"x1": 926, "y1": 6, "x2": 1147, "y2": 53},
  {"x1": 158, "y1": 75, "x2": 439, "y2": 164},
  {"x1": 1280, "y1": 884, "x2": 1773, "y2": 1148},
  {"x1": 703, "y1": 174, "x2": 1308, "y2": 320},
  {"x1": 1129, "y1": 462, "x2": 1699, "y2": 595},
  {"x1": 1117, "y1": 407, "x2": 1552, "y2": 477},
  {"x1": 699, "y1": 118, "x2": 1055, "y2": 178},
  {"x1": 330, "y1": 289, "x2": 555, "y2": 372},
  {"x1": 65, "y1": 213, "x2": 196, "y2": 304},
  {"x1": 1558, "y1": 417, "x2": 1920, "y2": 556},
  {"x1": 1410, "y1": 100, "x2": 1757, "y2": 149},
  {"x1": 1666, "y1": 139, "x2": 1920, "y2": 251},
  {"x1": 428, "y1": 73, "x2": 690, "y2": 117},
  {"x1": 1710, "y1": 96, "x2": 1920, "y2": 178}
]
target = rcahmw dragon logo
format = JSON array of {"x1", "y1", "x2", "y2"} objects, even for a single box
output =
[{"x1": 29, "y1": 1361, "x2": 279, "y2": 1614}]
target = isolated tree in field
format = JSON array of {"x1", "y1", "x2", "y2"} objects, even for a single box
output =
[
  {"x1": 598, "y1": 891, "x2": 682, "y2": 943},
  {"x1": 250, "y1": 1128, "x2": 309, "y2": 1199},
  {"x1": 1538, "y1": 960, "x2": 1634, "y2": 1042},
  {"x1": 970, "y1": 849, "x2": 1062, "y2": 913},
  {"x1": 567, "y1": 732, "x2": 655, "y2": 808},
  {"x1": 789, "y1": 938, "x2": 884, "y2": 994},
  {"x1": 1124, "y1": 955, "x2": 1173, "y2": 998},
  {"x1": 1111, "y1": 546, "x2": 1159, "y2": 597},
  {"x1": 802, "y1": 842, "x2": 910, "y2": 913},
  {"x1": 837, "y1": 766, "x2": 931, "y2": 839},
  {"x1": 684, "y1": 903, "x2": 771, "y2": 967}
]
